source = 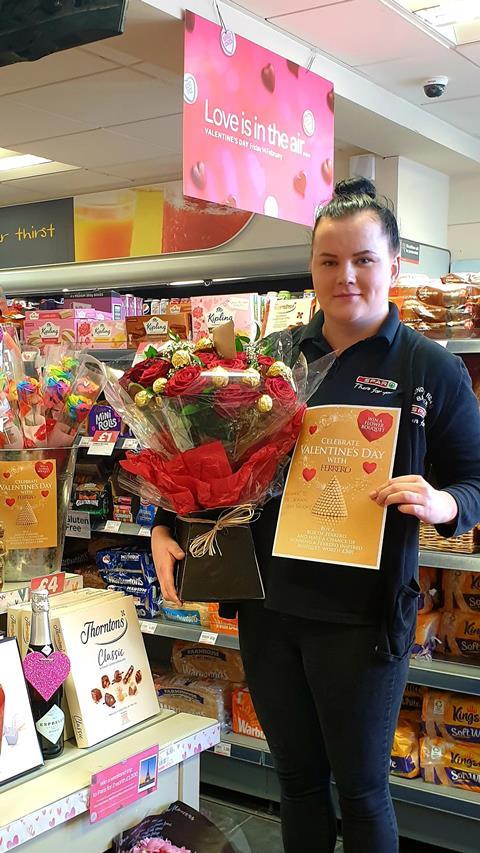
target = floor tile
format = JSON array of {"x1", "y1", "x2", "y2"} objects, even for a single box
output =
[
  {"x1": 200, "y1": 797, "x2": 251, "y2": 836},
  {"x1": 228, "y1": 815, "x2": 284, "y2": 853}
]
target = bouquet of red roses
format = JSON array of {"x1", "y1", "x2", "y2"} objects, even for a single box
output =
[{"x1": 105, "y1": 322, "x2": 334, "y2": 600}]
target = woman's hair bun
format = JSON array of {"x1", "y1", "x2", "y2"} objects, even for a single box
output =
[{"x1": 333, "y1": 178, "x2": 376, "y2": 200}]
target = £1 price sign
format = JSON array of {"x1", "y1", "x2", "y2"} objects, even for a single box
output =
[{"x1": 87, "y1": 430, "x2": 120, "y2": 456}]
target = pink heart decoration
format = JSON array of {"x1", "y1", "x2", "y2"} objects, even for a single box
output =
[
  {"x1": 302, "y1": 467, "x2": 316, "y2": 482},
  {"x1": 293, "y1": 170, "x2": 307, "y2": 197},
  {"x1": 363, "y1": 462, "x2": 377, "y2": 475},
  {"x1": 49, "y1": 818, "x2": 55, "y2": 828},
  {"x1": 23, "y1": 651, "x2": 70, "y2": 702},
  {"x1": 65, "y1": 807, "x2": 76, "y2": 820},
  {"x1": 57, "y1": 807, "x2": 62, "y2": 815},
  {"x1": 7, "y1": 836, "x2": 19, "y2": 849}
]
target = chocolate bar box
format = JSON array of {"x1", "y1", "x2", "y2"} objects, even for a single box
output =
[{"x1": 51, "y1": 595, "x2": 158, "y2": 747}]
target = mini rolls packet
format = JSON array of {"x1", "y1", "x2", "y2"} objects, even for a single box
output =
[
  {"x1": 422, "y1": 690, "x2": 480, "y2": 744},
  {"x1": 420, "y1": 737, "x2": 480, "y2": 793}
]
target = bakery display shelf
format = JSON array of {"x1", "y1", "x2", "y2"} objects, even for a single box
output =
[
  {"x1": 444, "y1": 340, "x2": 480, "y2": 354},
  {"x1": 139, "y1": 616, "x2": 240, "y2": 648},
  {"x1": 409, "y1": 657, "x2": 480, "y2": 696},
  {"x1": 0, "y1": 710, "x2": 220, "y2": 853},
  {"x1": 419, "y1": 549, "x2": 480, "y2": 571},
  {"x1": 91, "y1": 519, "x2": 152, "y2": 537}
]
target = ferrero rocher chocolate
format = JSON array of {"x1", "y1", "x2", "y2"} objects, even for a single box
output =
[
  {"x1": 194, "y1": 337, "x2": 213, "y2": 352},
  {"x1": 257, "y1": 394, "x2": 273, "y2": 413},
  {"x1": 241, "y1": 368, "x2": 261, "y2": 388},
  {"x1": 152, "y1": 377, "x2": 168, "y2": 394},
  {"x1": 172, "y1": 349, "x2": 192, "y2": 368},
  {"x1": 134, "y1": 390, "x2": 150, "y2": 409},
  {"x1": 128, "y1": 382, "x2": 144, "y2": 400},
  {"x1": 267, "y1": 361, "x2": 292, "y2": 381},
  {"x1": 210, "y1": 366, "x2": 229, "y2": 388}
]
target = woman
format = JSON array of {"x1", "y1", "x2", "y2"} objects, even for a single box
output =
[{"x1": 152, "y1": 179, "x2": 480, "y2": 852}]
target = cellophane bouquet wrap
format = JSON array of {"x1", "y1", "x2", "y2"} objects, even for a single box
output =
[{"x1": 105, "y1": 326, "x2": 335, "y2": 517}]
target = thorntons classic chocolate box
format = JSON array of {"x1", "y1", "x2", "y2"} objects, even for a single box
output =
[{"x1": 51, "y1": 595, "x2": 158, "y2": 748}]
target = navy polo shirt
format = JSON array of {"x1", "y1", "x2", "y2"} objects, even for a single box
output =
[{"x1": 154, "y1": 304, "x2": 480, "y2": 659}]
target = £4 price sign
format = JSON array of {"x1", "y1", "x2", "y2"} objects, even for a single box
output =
[
  {"x1": 31, "y1": 572, "x2": 66, "y2": 595},
  {"x1": 88, "y1": 430, "x2": 120, "y2": 456}
]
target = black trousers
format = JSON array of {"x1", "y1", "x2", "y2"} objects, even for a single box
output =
[{"x1": 238, "y1": 602, "x2": 410, "y2": 853}]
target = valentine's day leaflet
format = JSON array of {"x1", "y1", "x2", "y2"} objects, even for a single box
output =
[
  {"x1": 273, "y1": 405, "x2": 400, "y2": 569},
  {"x1": 89, "y1": 745, "x2": 159, "y2": 823}
]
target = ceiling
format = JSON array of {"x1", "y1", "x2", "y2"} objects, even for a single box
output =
[{"x1": 0, "y1": 0, "x2": 480, "y2": 208}]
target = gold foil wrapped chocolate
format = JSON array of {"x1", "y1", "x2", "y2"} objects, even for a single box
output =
[
  {"x1": 172, "y1": 350, "x2": 192, "y2": 368},
  {"x1": 241, "y1": 368, "x2": 261, "y2": 388},
  {"x1": 257, "y1": 394, "x2": 273, "y2": 413},
  {"x1": 267, "y1": 361, "x2": 292, "y2": 381},
  {"x1": 135, "y1": 389, "x2": 151, "y2": 409},
  {"x1": 194, "y1": 337, "x2": 213, "y2": 352},
  {"x1": 152, "y1": 377, "x2": 168, "y2": 395},
  {"x1": 128, "y1": 381, "x2": 144, "y2": 400},
  {"x1": 210, "y1": 366, "x2": 229, "y2": 388}
]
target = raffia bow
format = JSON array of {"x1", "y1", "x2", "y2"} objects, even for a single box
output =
[{"x1": 178, "y1": 504, "x2": 256, "y2": 558}]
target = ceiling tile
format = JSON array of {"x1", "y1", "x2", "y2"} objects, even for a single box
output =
[
  {"x1": 0, "y1": 49, "x2": 116, "y2": 97},
  {"x1": 82, "y1": 0, "x2": 178, "y2": 66},
  {"x1": 13, "y1": 129, "x2": 164, "y2": 169},
  {"x1": 0, "y1": 163, "x2": 78, "y2": 184},
  {"x1": 457, "y1": 43, "x2": 480, "y2": 68},
  {"x1": 110, "y1": 114, "x2": 182, "y2": 151},
  {"x1": 273, "y1": 0, "x2": 440, "y2": 67},
  {"x1": 235, "y1": 0, "x2": 351, "y2": 17},
  {"x1": 102, "y1": 153, "x2": 182, "y2": 181},
  {"x1": 358, "y1": 48, "x2": 480, "y2": 105},
  {"x1": 0, "y1": 100, "x2": 93, "y2": 148},
  {"x1": 422, "y1": 96, "x2": 480, "y2": 137},
  {"x1": 12, "y1": 68, "x2": 182, "y2": 127},
  {"x1": 10, "y1": 170, "x2": 130, "y2": 199}
]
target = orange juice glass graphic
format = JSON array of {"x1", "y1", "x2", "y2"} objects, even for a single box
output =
[{"x1": 74, "y1": 191, "x2": 136, "y2": 262}]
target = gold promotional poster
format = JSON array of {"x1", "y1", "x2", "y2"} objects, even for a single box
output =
[
  {"x1": 273, "y1": 405, "x2": 401, "y2": 570},
  {"x1": 0, "y1": 460, "x2": 57, "y2": 550}
]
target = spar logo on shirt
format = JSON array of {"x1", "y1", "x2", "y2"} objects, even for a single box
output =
[
  {"x1": 411, "y1": 386, "x2": 433, "y2": 428},
  {"x1": 355, "y1": 376, "x2": 398, "y2": 396}
]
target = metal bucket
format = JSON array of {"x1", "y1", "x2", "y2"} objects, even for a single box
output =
[{"x1": 0, "y1": 447, "x2": 78, "y2": 583}]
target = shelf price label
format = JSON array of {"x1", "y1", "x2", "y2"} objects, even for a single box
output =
[
  {"x1": 214, "y1": 742, "x2": 232, "y2": 757},
  {"x1": 103, "y1": 520, "x2": 122, "y2": 533},
  {"x1": 140, "y1": 621, "x2": 157, "y2": 634},
  {"x1": 138, "y1": 526, "x2": 151, "y2": 537},
  {"x1": 88, "y1": 430, "x2": 120, "y2": 456},
  {"x1": 30, "y1": 572, "x2": 66, "y2": 596},
  {"x1": 122, "y1": 438, "x2": 139, "y2": 450},
  {"x1": 199, "y1": 631, "x2": 218, "y2": 645}
]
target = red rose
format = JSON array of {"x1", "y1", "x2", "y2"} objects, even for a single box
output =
[
  {"x1": 164, "y1": 366, "x2": 205, "y2": 396},
  {"x1": 122, "y1": 357, "x2": 170, "y2": 389},
  {"x1": 265, "y1": 377, "x2": 297, "y2": 408},
  {"x1": 216, "y1": 356, "x2": 247, "y2": 371},
  {"x1": 257, "y1": 355, "x2": 275, "y2": 369},
  {"x1": 214, "y1": 384, "x2": 259, "y2": 418},
  {"x1": 196, "y1": 351, "x2": 219, "y2": 368},
  {"x1": 192, "y1": 306, "x2": 203, "y2": 319}
]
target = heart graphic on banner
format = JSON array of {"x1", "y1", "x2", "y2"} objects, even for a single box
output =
[
  {"x1": 286, "y1": 59, "x2": 300, "y2": 77},
  {"x1": 261, "y1": 63, "x2": 275, "y2": 93},
  {"x1": 5, "y1": 498, "x2": 15, "y2": 507},
  {"x1": 191, "y1": 161, "x2": 206, "y2": 190},
  {"x1": 41, "y1": 490, "x2": 49, "y2": 498},
  {"x1": 23, "y1": 651, "x2": 71, "y2": 702},
  {"x1": 357, "y1": 410, "x2": 393, "y2": 443},
  {"x1": 309, "y1": 424, "x2": 318, "y2": 435},
  {"x1": 294, "y1": 170, "x2": 307, "y2": 197},
  {"x1": 34, "y1": 461, "x2": 53, "y2": 480},
  {"x1": 302, "y1": 467, "x2": 317, "y2": 482},
  {"x1": 363, "y1": 462, "x2": 377, "y2": 475},
  {"x1": 3, "y1": 471, "x2": 11, "y2": 479}
]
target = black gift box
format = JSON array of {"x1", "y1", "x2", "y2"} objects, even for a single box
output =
[{"x1": 174, "y1": 508, "x2": 265, "y2": 602}]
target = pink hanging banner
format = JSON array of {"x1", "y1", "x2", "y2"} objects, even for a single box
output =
[{"x1": 183, "y1": 11, "x2": 334, "y2": 228}]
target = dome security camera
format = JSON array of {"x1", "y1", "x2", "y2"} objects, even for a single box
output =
[{"x1": 423, "y1": 76, "x2": 449, "y2": 98}]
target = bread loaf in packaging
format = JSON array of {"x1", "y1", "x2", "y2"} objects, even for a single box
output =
[
  {"x1": 159, "y1": 601, "x2": 211, "y2": 627},
  {"x1": 400, "y1": 683, "x2": 426, "y2": 723},
  {"x1": 419, "y1": 566, "x2": 438, "y2": 614},
  {"x1": 439, "y1": 611, "x2": 480, "y2": 661},
  {"x1": 422, "y1": 691, "x2": 480, "y2": 744},
  {"x1": 153, "y1": 671, "x2": 232, "y2": 731},
  {"x1": 412, "y1": 612, "x2": 441, "y2": 657},
  {"x1": 420, "y1": 737, "x2": 480, "y2": 793},
  {"x1": 172, "y1": 640, "x2": 245, "y2": 682},
  {"x1": 232, "y1": 685, "x2": 265, "y2": 741},
  {"x1": 207, "y1": 603, "x2": 239, "y2": 636},
  {"x1": 390, "y1": 719, "x2": 420, "y2": 778},
  {"x1": 442, "y1": 570, "x2": 480, "y2": 613}
]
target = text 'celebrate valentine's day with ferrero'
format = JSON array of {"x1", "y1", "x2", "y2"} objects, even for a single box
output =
[{"x1": 273, "y1": 405, "x2": 401, "y2": 570}]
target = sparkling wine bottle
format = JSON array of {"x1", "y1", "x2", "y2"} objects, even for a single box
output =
[{"x1": 26, "y1": 589, "x2": 64, "y2": 759}]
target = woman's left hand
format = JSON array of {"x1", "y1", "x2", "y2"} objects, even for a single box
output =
[{"x1": 370, "y1": 475, "x2": 458, "y2": 525}]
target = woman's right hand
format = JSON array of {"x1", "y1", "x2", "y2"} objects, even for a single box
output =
[{"x1": 151, "y1": 525, "x2": 185, "y2": 608}]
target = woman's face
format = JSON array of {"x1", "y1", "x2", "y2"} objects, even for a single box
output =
[{"x1": 311, "y1": 210, "x2": 399, "y2": 330}]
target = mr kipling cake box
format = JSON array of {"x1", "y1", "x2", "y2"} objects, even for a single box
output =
[{"x1": 51, "y1": 595, "x2": 158, "y2": 747}]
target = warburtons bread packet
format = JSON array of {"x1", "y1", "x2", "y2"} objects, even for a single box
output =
[{"x1": 172, "y1": 640, "x2": 245, "y2": 682}]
